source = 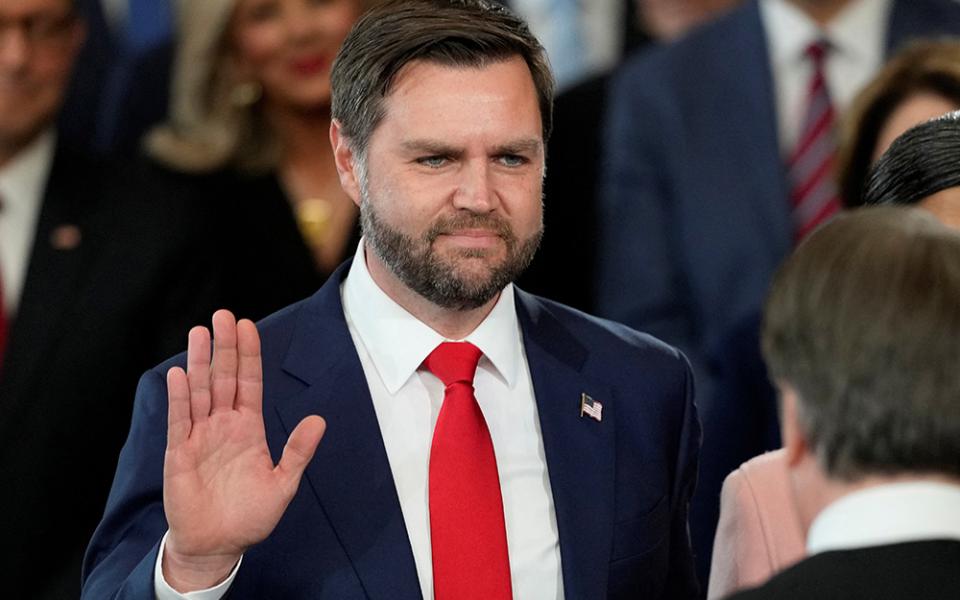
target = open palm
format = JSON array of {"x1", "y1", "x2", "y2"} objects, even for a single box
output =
[{"x1": 162, "y1": 310, "x2": 325, "y2": 590}]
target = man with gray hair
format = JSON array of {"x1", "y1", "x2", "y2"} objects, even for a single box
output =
[
  {"x1": 81, "y1": 1, "x2": 700, "y2": 599},
  {"x1": 727, "y1": 206, "x2": 960, "y2": 599}
]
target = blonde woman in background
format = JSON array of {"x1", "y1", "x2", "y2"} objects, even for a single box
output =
[{"x1": 147, "y1": 0, "x2": 375, "y2": 320}]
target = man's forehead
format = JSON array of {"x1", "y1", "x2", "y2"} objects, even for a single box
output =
[
  {"x1": 2, "y1": 0, "x2": 73, "y2": 16},
  {"x1": 373, "y1": 58, "x2": 543, "y2": 147},
  {"x1": 385, "y1": 55, "x2": 535, "y2": 99}
]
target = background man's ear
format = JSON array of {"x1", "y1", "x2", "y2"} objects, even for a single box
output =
[
  {"x1": 330, "y1": 120, "x2": 362, "y2": 207},
  {"x1": 779, "y1": 382, "x2": 809, "y2": 467}
]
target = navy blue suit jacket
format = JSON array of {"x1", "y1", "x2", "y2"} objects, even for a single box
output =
[
  {"x1": 595, "y1": 0, "x2": 960, "y2": 583},
  {"x1": 81, "y1": 263, "x2": 701, "y2": 599}
]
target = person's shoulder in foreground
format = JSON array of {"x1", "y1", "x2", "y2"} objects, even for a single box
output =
[{"x1": 726, "y1": 206, "x2": 960, "y2": 599}]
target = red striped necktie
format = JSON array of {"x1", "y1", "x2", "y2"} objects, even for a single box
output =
[
  {"x1": 424, "y1": 342, "x2": 513, "y2": 600},
  {"x1": 788, "y1": 40, "x2": 841, "y2": 241}
]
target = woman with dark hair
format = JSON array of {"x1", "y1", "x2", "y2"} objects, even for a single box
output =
[
  {"x1": 864, "y1": 111, "x2": 960, "y2": 226},
  {"x1": 837, "y1": 40, "x2": 960, "y2": 207}
]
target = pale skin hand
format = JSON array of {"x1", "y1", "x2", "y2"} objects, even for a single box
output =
[{"x1": 162, "y1": 310, "x2": 326, "y2": 592}]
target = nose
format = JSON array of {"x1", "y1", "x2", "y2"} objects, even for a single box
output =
[
  {"x1": 453, "y1": 160, "x2": 499, "y2": 213},
  {"x1": 285, "y1": 1, "x2": 320, "y2": 42}
]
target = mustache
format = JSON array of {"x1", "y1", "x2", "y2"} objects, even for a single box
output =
[{"x1": 425, "y1": 213, "x2": 514, "y2": 242}]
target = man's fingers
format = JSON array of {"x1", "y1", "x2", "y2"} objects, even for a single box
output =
[
  {"x1": 186, "y1": 326, "x2": 212, "y2": 422},
  {"x1": 277, "y1": 416, "x2": 326, "y2": 491},
  {"x1": 236, "y1": 319, "x2": 263, "y2": 414},
  {"x1": 167, "y1": 367, "x2": 192, "y2": 447},
  {"x1": 210, "y1": 310, "x2": 239, "y2": 414}
]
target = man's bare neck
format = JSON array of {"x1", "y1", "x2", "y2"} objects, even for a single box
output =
[
  {"x1": 788, "y1": 0, "x2": 855, "y2": 27},
  {"x1": 364, "y1": 246, "x2": 500, "y2": 340}
]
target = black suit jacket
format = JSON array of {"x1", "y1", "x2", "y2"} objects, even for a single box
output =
[
  {"x1": 0, "y1": 146, "x2": 218, "y2": 599},
  {"x1": 726, "y1": 540, "x2": 960, "y2": 600}
]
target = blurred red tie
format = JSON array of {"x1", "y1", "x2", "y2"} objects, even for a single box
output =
[
  {"x1": 788, "y1": 40, "x2": 841, "y2": 241},
  {"x1": 425, "y1": 341, "x2": 512, "y2": 600}
]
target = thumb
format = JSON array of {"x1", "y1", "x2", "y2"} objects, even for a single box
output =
[{"x1": 277, "y1": 415, "x2": 326, "y2": 491}]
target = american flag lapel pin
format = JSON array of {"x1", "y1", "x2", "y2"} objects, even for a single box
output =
[{"x1": 580, "y1": 393, "x2": 602, "y2": 422}]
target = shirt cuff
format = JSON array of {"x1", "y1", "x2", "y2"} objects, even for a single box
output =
[{"x1": 154, "y1": 531, "x2": 243, "y2": 600}]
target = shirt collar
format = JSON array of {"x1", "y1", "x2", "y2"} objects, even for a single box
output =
[
  {"x1": 341, "y1": 240, "x2": 521, "y2": 394},
  {"x1": 761, "y1": 0, "x2": 891, "y2": 68},
  {"x1": 0, "y1": 129, "x2": 56, "y2": 213},
  {"x1": 807, "y1": 481, "x2": 960, "y2": 555}
]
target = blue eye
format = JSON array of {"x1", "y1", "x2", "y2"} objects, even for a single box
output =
[
  {"x1": 418, "y1": 156, "x2": 448, "y2": 168},
  {"x1": 498, "y1": 154, "x2": 527, "y2": 167}
]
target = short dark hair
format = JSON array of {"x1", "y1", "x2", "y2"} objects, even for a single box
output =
[
  {"x1": 762, "y1": 207, "x2": 960, "y2": 481},
  {"x1": 330, "y1": 0, "x2": 554, "y2": 157},
  {"x1": 837, "y1": 40, "x2": 960, "y2": 207},
  {"x1": 864, "y1": 111, "x2": 960, "y2": 206}
]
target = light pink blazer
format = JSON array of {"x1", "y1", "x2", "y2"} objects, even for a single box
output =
[{"x1": 706, "y1": 449, "x2": 807, "y2": 599}]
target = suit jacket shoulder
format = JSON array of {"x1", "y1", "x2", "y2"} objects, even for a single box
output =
[
  {"x1": 708, "y1": 449, "x2": 806, "y2": 599},
  {"x1": 728, "y1": 540, "x2": 960, "y2": 600}
]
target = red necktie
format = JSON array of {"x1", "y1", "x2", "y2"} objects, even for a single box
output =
[
  {"x1": 788, "y1": 40, "x2": 841, "y2": 241},
  {"x1": 425, "y1": 342, "x2": 512, "y2": 600}
]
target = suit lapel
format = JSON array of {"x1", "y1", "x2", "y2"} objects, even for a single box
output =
[
  {"x1": 516, "y1": 290, "x2": 616, "y2": 600},
  {"x1": 274, "y1": 266, "x2": 422, "y2": 600}
]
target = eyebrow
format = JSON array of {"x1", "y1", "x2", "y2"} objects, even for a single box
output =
[{"x1": 399, "y1": 138, "x2": 543, "y2": 156}]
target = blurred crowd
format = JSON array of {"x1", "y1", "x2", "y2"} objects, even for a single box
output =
[{"x1": 1, "y1": 0, "x2": 959, "y2": 598}]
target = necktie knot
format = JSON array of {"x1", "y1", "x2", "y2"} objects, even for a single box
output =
[
  {"x1": 424, "y1": 342, "x2": 482, "y2": 387},
  {"x1": 805, "y1": 39, "x2": 830, "y2": 67}
]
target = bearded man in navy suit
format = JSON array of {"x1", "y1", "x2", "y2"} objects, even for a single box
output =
[{"x1": 81, "y1": 2, "x2": 701, "y2": 599}]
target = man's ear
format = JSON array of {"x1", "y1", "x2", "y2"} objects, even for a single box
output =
[
  {"x1": 330, "y1": 120, "x2": 362, "y2": 207},
  {"x1": 779, "y1": 382, "x2": 810, "y2": 468}
]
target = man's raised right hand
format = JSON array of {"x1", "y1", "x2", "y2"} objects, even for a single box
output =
[{"x1": 161, "y1": 310, "x2": 326, "y2": 592}]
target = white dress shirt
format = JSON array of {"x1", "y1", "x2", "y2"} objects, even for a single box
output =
[
  {"x1": 760, "y1": 0, "x2": 892, "y2": 154},
  {"x1": 0, "y1": 129, "x2": 54, "y2": 315},
  {"x1": 807, "y1": 481, "x2": 960, "y2": 555},
  {"x1": 156, "y1": 242, "x2": 564, "y2": 599}
]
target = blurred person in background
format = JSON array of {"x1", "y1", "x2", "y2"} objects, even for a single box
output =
[
  {"x1": 519, "y1": 0, "x2": 743, "y2": 312},
  {"x1": 146, "y1": 0, "x2": 378, "y2": 321},
  {"x1": 0, "y1": 0, "x2": 217, "y2": 596},
  {"x1": 838, "y1": 39, "x2": 960, "y2": 206},
  {"x1": 864, "y1": 110, "x2": 960, "y2": 218},
  {"x1": 58, "y1": 0, "x2": 175, "y2": 155},
  {"x1": 594, "y1": 0, "x2": 960, "y2": 580},
  {"x1": 726, "y1": 206, "x2": 960, "y2": 599}
]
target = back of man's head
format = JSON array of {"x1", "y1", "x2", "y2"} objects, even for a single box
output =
[
  {"x1": 330, "y1": 0, "x2": 554, "y2": 159},
  {"x1": 762, "y1": 207, "x2": 960, "y2": 482}
]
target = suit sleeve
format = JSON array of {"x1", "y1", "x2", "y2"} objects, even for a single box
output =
[
  {"x1": 662, "y1": 352, "x2": 702, "y2": 599},
  {"x1": 81, "y1": 369, "x2": 177, "y2": 599},
  {"x1": 707, "y1": 468, "x2": 767, "y2": 599}
]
